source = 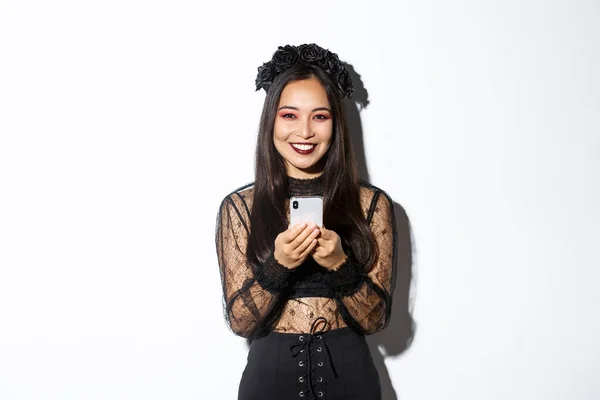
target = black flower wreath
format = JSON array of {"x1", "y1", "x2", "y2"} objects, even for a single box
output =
[{"x1": 255, "y1": 43, "x2": 354, "y2": 98}]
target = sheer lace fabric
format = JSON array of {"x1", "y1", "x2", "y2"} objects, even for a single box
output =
[{"x1": 215, "y1": 177, "x2": 396, "y2": 339}]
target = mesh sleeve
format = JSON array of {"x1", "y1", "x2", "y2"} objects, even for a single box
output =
[
  {"x1": 333, "y1": 191, "x2": 397, "y2": 334},
  {"x1": 215, "y1": 194, "x2": 291, "y2": 338}
]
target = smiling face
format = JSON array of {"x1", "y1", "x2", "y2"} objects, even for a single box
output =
[{"x1": 273, "y1": 76, "x2": 333, "y2": 178}]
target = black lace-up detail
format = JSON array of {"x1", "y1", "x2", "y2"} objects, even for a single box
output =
[{"x1": 289, "y1": 317, "x2": 337, "y2": 399}]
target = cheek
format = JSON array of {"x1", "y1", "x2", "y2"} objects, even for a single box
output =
[
  {"x1": 318, "y1": 123, "x2": 334, "y2": 146},
  {"x1": 272, "y1": 124, "x2": 289, "y2": 157},
  {"x1": 273, "y1": 120, "x2": 290, "y2": 142}
]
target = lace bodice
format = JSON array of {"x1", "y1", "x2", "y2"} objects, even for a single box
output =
[{"x1": 215, "y1": 176, "x2": 396, "y2": 340}]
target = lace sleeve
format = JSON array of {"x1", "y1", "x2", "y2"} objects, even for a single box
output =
[
  {"x1": 215, "y1": 194, "x2": 292, "y2": 338},
  {"x1": 331, "y1": 190, "x2": 397, "y2": 334}
]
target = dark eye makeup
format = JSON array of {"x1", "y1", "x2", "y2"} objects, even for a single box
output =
[{"x1": 279, "y1": 113, "x2": 330, "y2": 120}]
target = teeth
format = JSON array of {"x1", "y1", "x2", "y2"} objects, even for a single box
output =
[{"x1": 292, "y1": 143, "x2": 316, "y2": 151}]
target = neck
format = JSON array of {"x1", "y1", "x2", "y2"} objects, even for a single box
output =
[
  {"x1": 286, "y1": 174, "x2": 324, "y2": 197},
  {"x1": 285, "y1": 159, "x2": 326, "y2": 179}
]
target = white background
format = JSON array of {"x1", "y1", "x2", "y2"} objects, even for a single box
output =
[{"x1": 1, "y1": 0, "x2": 599, "y2": 399}]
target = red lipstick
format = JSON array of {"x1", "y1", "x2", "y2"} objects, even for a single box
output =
[{"x1": 290, "y1": 143, "x2": 317, "y2": 155}]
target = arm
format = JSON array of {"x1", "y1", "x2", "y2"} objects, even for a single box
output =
[
  {"x1": 215, "y1": 194, "x2": 292, "y2": 337},
  {"x1": 331, "y1": 191, "x2": 397, "y2": 334}
]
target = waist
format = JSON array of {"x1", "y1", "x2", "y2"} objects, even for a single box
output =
[
  {"x1": 272, "y1": 296, "x2": 347, "y2": 334},
  {"x1": 268, "y1": 326, "x2": 355, "y2": 339},
  {"x1": 287, "y1": 286, "x2": 335, "y2": 298},
  {"x1": 250, "y1": 324, "x2": 367, "y2": 356}
]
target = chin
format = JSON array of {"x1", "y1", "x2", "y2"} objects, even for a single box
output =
[{"x1": 291, "y1": 158, "x2": 318, "y2": 170}]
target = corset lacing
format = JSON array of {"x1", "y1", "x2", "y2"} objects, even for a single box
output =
[{"x1": 289, "y1": 317, "x2": 337, "y2": 398}]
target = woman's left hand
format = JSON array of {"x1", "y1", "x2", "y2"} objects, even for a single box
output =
[{"x1": 312, "y1": 227, "x2": 348, "y2": 271}]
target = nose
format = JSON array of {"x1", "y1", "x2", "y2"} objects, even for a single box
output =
[{"x1": 298, "y1": 118, "x2": 315, "y2": 139}]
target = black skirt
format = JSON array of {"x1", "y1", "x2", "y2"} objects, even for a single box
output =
[{"x1": 238, "y1": 318, "x2": 381, "y2": 400}]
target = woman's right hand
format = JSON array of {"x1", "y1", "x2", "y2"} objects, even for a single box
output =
[{"x1": 274, "y1": 222, "x2": 321, "y2": 269}]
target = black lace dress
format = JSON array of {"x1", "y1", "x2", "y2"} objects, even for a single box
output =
[{"x1": 216, "y1": 175, "x2": 397, "y2": 400}]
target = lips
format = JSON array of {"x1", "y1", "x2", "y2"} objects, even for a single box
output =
[{"x1": 290, "y1": 143, "x2": 317, "y2": 155}]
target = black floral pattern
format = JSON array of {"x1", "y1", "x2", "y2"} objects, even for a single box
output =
[
  {"x1": 255, "y1": 43, "x2": 354, "y2": 98},
  {"x1": 271, "y1": 44, "x2": 300, "y2": 73}
]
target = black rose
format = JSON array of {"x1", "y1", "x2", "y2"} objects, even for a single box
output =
[
  {"x1": 271, "y1": 45, "x2": 300, "y2": 73},
  {"x1": 317, "y1": 52, "x2": 341, "y2": 76},
  {"x1": 299, "y1": 43, "x2": 327, "y2": 62},
  {"x1": 336, "y1": 67, "x2": 354, "y2": 98},
  {"x1": 255, "y1": 62, "x2": 276, "y2": 91}
]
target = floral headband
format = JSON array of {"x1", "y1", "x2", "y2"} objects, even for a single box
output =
[{"x1": 255, "y1": 43, "x2": 354, "y2": 98}]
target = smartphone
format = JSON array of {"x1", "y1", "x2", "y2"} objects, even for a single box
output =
[{"x1": 290, "y1": 196, "x2": 323, "y2": 228}]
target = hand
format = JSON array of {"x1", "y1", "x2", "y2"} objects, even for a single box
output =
[
  {"x1": 274, "y1": 222, "x2": 321, "y2": 269},
  {"x1": 312, "y1": 227, "x2": 348, "y2": 271}
]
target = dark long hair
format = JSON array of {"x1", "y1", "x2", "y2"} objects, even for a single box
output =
[{"x1": 247, "y1": 63, "x2": 376, "y2": 270}]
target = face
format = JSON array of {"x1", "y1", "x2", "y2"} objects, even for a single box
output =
[{"x1": 273, "y1": 77, "x2": 333, "y2": 179}]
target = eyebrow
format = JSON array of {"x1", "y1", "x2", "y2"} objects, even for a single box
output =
[{"x1": 278, "y1": 106, "x2": 331, "y2": 113}]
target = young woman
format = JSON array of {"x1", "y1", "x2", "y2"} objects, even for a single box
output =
[{"x1": 216, "y1": 43, "x2": 397, "y2": 400}]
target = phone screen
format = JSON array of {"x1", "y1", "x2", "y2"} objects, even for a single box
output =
[{"x1": 290, "y1": 196, "x2": 323, "y2": 227}]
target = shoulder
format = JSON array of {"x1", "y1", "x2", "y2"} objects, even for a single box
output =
[
  {"x1": 359, "y1": 180, "x2": 387, "y2": 195},
  {"x1": 226, "y1": 182, "x2": 254, "y2": 201},
  {"x1": 358, "y1": 180, "x2": 393, "y2": 206},
  {"x1": 358, "y1": 181, "x2": 394, "y2": 221},
  {"x1": 218, "y1": 182, "x2": 255, "y2": 216}
]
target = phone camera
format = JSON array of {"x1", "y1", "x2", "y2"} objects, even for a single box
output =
[{"x1": 292, "y1": 201, "x2": 298, "y2": 209}]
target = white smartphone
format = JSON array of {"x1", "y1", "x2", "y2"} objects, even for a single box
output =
[{"x1": 290, "y1": 196, "x2": 323, "y2": 228}]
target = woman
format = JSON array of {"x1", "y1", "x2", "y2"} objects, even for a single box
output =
[{"x1": 216, "y1": 43, "x2": 396, "y2": 400}]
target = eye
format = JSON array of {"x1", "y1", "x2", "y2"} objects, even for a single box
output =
[
  {"x1": 314, "y1": 114, "x2": 330, "y2": 120},
  {"x1": 281, "y1": 113, "x2": 296, "y2": 119}
]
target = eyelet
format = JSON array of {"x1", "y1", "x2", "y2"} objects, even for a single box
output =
[
  {"x1": 318, "y1": 391, "x2": 324, "y2": 397},
  {"x1": 317, "y1": 346, "x2": 322, "y2": 352},
  {"x1": 299, "y1": 336, "x2": 304, "y2": 341},
  {"x1": 299, "y1": 376, "x2": 304, "y2": 382},
  {"x1": 299, "y1": 391, "x2": 305, "y2": 397},
  {"x1": 317, "y1": 361, "x2": 323, "y2": 367},
  {"x1": 317, "y1": 335, "x2": 322, "y2": 340},
  {"x1": 318, "y1": 376, "x2": 323, "y2": 382},
  {"x1": 299, "y1": 361, "x2": 304, "y2": 367}
]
